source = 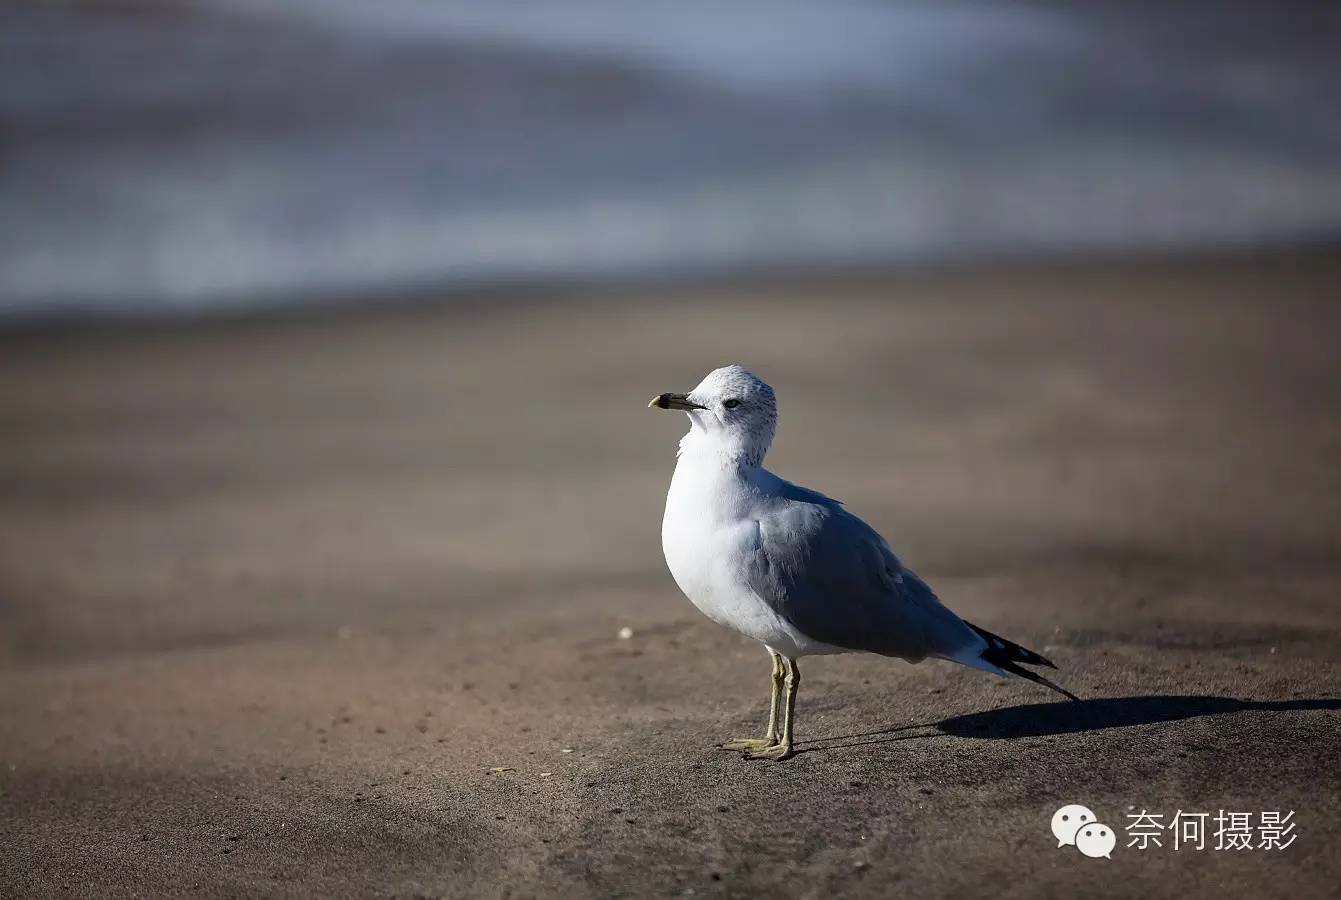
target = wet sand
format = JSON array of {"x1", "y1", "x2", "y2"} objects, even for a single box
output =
[{"x1": 2, "y1": 255, "x2": 1340, "y2": 898}]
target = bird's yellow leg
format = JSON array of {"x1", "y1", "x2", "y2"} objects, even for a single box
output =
[
  {"x1": 745, "y1": 657, "x2": 799, "y2": 760},
  {"x1": 721, "y1": 651, "x2": 784, "y2": 751}
]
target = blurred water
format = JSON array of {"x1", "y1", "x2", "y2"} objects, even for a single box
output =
[{"x1": 2, "y1": 0, "x2": 1339, "y2": 317}]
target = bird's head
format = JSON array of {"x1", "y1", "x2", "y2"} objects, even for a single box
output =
[{"x1": 648, "y1": 365, "x2": 777, "y2": 465}]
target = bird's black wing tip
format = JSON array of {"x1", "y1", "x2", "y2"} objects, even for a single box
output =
[
  {"x1": 998, "y1": 659, "x2": 1082, "y2": 702},
  {"x1": 966, "y1": 621, "x2": 1077, "y2": 700}
]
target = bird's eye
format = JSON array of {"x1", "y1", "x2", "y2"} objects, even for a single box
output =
[{"x1": 723, "y1": 399, "x2": 741, "y2": 409}]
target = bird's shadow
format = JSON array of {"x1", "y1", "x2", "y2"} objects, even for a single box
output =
[{"x1": 795, "y1": 695, "x2": 1341, "y2": 755}]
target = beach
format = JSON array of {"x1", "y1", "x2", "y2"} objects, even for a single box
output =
[{"x1": 2, "y1": 254, "x2": 1340, "y2": 898}]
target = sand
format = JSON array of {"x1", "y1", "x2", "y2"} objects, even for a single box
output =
[{"x1": 2, "y1": 255, "x2": 1340, "y2": 898}]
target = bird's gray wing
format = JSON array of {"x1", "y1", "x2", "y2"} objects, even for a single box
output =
[{"x1": 743, "y1": 495, "x2": 983, "y2": 663}]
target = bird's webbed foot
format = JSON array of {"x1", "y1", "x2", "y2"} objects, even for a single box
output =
[{"x1": 743, "y1": 741, "x2": 794, "y2": 761}]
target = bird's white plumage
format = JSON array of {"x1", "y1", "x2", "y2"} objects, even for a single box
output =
[{"x1": 662, "y1": 448, "x2": 845, "y2": 658}]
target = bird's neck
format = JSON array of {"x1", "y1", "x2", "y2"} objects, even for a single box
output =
[
  {"x1": 667, "y1": 443, "x2": 762, "y2": 526},
  {"x1": 677, "y1": 426, "x2": 768, "y2": 469},
  {"x1": 669, "y1": 432, "x2": 768, "y2": 522}
]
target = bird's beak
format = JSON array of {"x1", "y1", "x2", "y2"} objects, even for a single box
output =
[{"x1": 648, "y1": 392, "x2": 706, "y2": 411}]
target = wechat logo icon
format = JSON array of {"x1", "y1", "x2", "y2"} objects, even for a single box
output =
[{"x1": 1052, "y1": 804, "x2": 1115, "y2": 859}]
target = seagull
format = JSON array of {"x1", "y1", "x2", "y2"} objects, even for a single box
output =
[{"x1": 648, "y1": 365, "x2": 1077, "y2": 761}]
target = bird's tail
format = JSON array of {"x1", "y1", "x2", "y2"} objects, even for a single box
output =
[{"x1": 965, "y1": 621, "x2": 1080, "y2": 702}]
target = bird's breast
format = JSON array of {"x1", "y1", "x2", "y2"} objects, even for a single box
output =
[
  {"x1": 660, "y1": 494, "x2": 738, "y2": 610},
  {"x1": 659, "y1": 466, "x2": 783, "y2": 641}
]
